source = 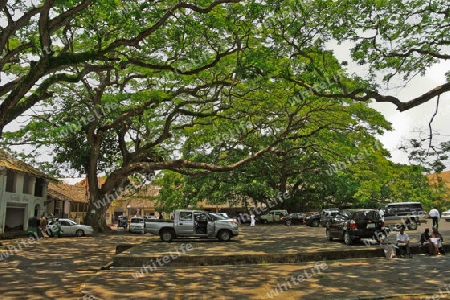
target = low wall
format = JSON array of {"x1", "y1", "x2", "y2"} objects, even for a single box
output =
[{"x1": 113, "y1": 243, "x2": 450, "y2": 268}]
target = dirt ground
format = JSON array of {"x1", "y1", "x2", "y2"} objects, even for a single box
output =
[{"x1": 0, "y1": 220, "x2": 449, "y2": 299}]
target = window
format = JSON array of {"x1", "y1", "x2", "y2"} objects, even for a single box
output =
[
  {"x1": 23, "y1": 174, "x2": 33, "y2": 194},
  {"x1": 34, "y1": 178, "x2": 45, "y2": 197},
  {"x1": 179, "y1": 212, "x2": 193, "y2": 221},
  {"x1": 60, "y1": 220, "x2": 71, "y2": 226},
  {"x1": 5, "y1": 169, "x2": 16, "y2": 193},
  {"x1": 194, "y1": 213, "x2": 207, "y2": 222}
]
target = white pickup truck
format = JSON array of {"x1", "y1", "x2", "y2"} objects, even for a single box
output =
[{"x1": 145, "y1": 209, "x2": 239, "y2": 242}]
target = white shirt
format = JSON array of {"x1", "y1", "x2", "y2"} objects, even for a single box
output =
[
  {"x1": 429, "y1": 208, "x2": 440, "y2": 218},
  {"x1": 396, "y1": 232, "x2": 410, "y2": 243}
]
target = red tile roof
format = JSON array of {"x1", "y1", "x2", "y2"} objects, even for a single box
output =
[
  {"x1": 48, "y1": 182, "x2": 88, "y2": 203},
  {"x1": 0, "y1": 149, "x2": 55, "y2": 181}
]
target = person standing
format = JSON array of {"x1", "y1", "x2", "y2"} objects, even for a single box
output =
[
  {"x1": 429, "y1": 207, "x2": 440, "y2": 229},
  {"x1": 39, "y1": 214, "x2": 47, "y2": 238},
  {"x1": 379, "y1": 207, "x2": 385, "y2": 222},
  {"x1": 250, "y1": 213, "x2": 256, "y2": 227}
]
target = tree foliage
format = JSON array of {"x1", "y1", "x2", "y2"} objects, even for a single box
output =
[{"x1": 1, "y1": 0, "x2": 445, "y2": 231}]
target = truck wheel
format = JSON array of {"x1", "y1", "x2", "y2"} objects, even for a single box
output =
[
  {"x1": 160, "y1": 229, "x2": 174, "y2": 242},
  {"x1": 217, "y1": 230, "x2": 231, "y2": 242},
  {"x1": 344, "y1": 232, "x2": 353, "y2": 245},
  {"x1": 312, "y1": 219, "x2": 320, "y2": 227},
  {"x1": 285, "y1": 220, "x2": 292, "y2": 226},
  {"x1": 262, "y1": 219, "x2": 268, "y2": 224},
  {"x1": 407, "y1": 221, "x2": 418, "y2": 230}
]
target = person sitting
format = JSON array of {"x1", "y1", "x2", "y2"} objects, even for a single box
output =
[
  {"x1": 396, "y1": 226, "x2": 412, "y2": 258},
  {"x1": 419, "y1": 228, "x2": 430, "y2": 254},
  {"x1": 430, "y1": 227, "x2": 445, "y2": 255},
  {"x1": 379, "y1": 231, "x2": 397, "y2": 259}
]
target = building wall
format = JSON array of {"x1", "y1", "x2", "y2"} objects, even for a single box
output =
[{"x1": 0, "y1": 169, "x2": 47, "y2": 234}]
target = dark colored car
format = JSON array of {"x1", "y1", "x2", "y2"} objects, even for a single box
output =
[
  {"x1": 305, "y1": 213, "x2": 321, "y2": 227},
  {"x1": 281, "y1": 213, "x2": 306, "y2": 226},
  {"x1": 326, "y1": 209, "x2": 384, "y2": 245}
]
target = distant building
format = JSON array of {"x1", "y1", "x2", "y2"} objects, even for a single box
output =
[
  {"x1": 0, "y1": 150, "x2": 54, "y2": 236},
  {"x1": 47, "y1": 182, "x2": 89, "y2": 222},
  {"x1": 107, "y1": 184, "x2": 161, "y2": 224},
  {"x1": 427, "y1": 170, "x2": 450, "y2": 207}
]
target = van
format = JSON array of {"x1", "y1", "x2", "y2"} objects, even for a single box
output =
[{"x1": 383, "y1": 202, "x2": 426, "y2": 230}]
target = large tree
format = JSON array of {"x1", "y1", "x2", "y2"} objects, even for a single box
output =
[
  {"x1": 0, "y1": 0, "x2": 244, "y2": 135},
  {"x1": 2, "y1": 0, "x2": 445, "y2": 231},
  {"x1": 3, "y1": 0, "x2": 367, "y2": 231},
  {"x1": 2, "y1": 0, "x2": 450, "y2": 137}
]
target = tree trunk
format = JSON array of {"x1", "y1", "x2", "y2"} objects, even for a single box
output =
[
  {"x1": 84, "y1": 199, "x2": 109, "y2": 233},
  {"x1": 82, "y1": 143, "x2": 110, "y2": 232}
]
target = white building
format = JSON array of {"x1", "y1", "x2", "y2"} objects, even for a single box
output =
[{"x1": 0, "y1": 150, "x2": 53, "y2": 236}]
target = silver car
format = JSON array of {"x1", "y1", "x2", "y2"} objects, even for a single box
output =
[
  {"x1": 129, "y1": 217, "x2": 145, "y2": 234},
  {"x1": 442, "y1": 209, "x2": 450, "y2": 222},
  {"x1": 48, "y1": 218, "x2": 94, "y2": 237}
]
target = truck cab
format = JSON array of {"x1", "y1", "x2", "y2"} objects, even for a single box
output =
[{"x1": 175, "y1": 210, "x2": 215, "y2": 237}]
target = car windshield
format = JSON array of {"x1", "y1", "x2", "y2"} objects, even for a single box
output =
[
  {"x1": 131, "y1": 218, "x2": 144, "y2": 223},
  {"x1": 210, "y1": 213, "x2": 227, "y2": 220}
]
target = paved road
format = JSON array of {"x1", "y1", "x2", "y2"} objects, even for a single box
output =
[
  {"x1": 0, "y1": 230, "x2": 144, "y2": 299},
  {"x1": 0, "y1": 220, "x2": 449, "y2": 299}
]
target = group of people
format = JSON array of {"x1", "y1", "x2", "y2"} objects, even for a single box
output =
[
  {"x1": 419, "y1": 227, "x2": 445, "y2": 256},
  {"x1": 380, "y1": 225, "x2": 445, "y2": 259}
]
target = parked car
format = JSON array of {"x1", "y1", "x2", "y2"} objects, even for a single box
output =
[
  {"x1": 319, "y1": 209, "x2": 340, "y2": 227},
  {"x1": 305, "y1": 212, "x2": 321, "y2": 227},
  {"x1": 442, "y1": 209, "x2": 450, "y2": 222},
  {"x1": 47, "y1": 218, "x2": 94, "y2": 237},
  {"x1": 233, "y1": 213, "x2": 260, "y2": 225},
  {"x1": 326, "y1": 209, "x2": 384, "y2": 245},
  {"x1": 209, "y1": 212, "x2": 233, "y2": 221},
  {"x1": 281, "y1": 213, "x2": 306, "y2": 225},
  {"x1": 259, "y1": 210, "x2": 288, "y2": 224},
  {"x1": 217, "y1": 213, "x2": 230, "y2": 218},
  {"x1": 129, "y1": 217, "x2": 145, "y2": 234}
]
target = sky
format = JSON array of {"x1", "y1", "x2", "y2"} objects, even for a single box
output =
[
  {"x1": 370, "y1": 62, "x2": 450, "y2": 167},
  {"x1": 330, "y1": 42, "x2": 450, "y2": 169}
]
